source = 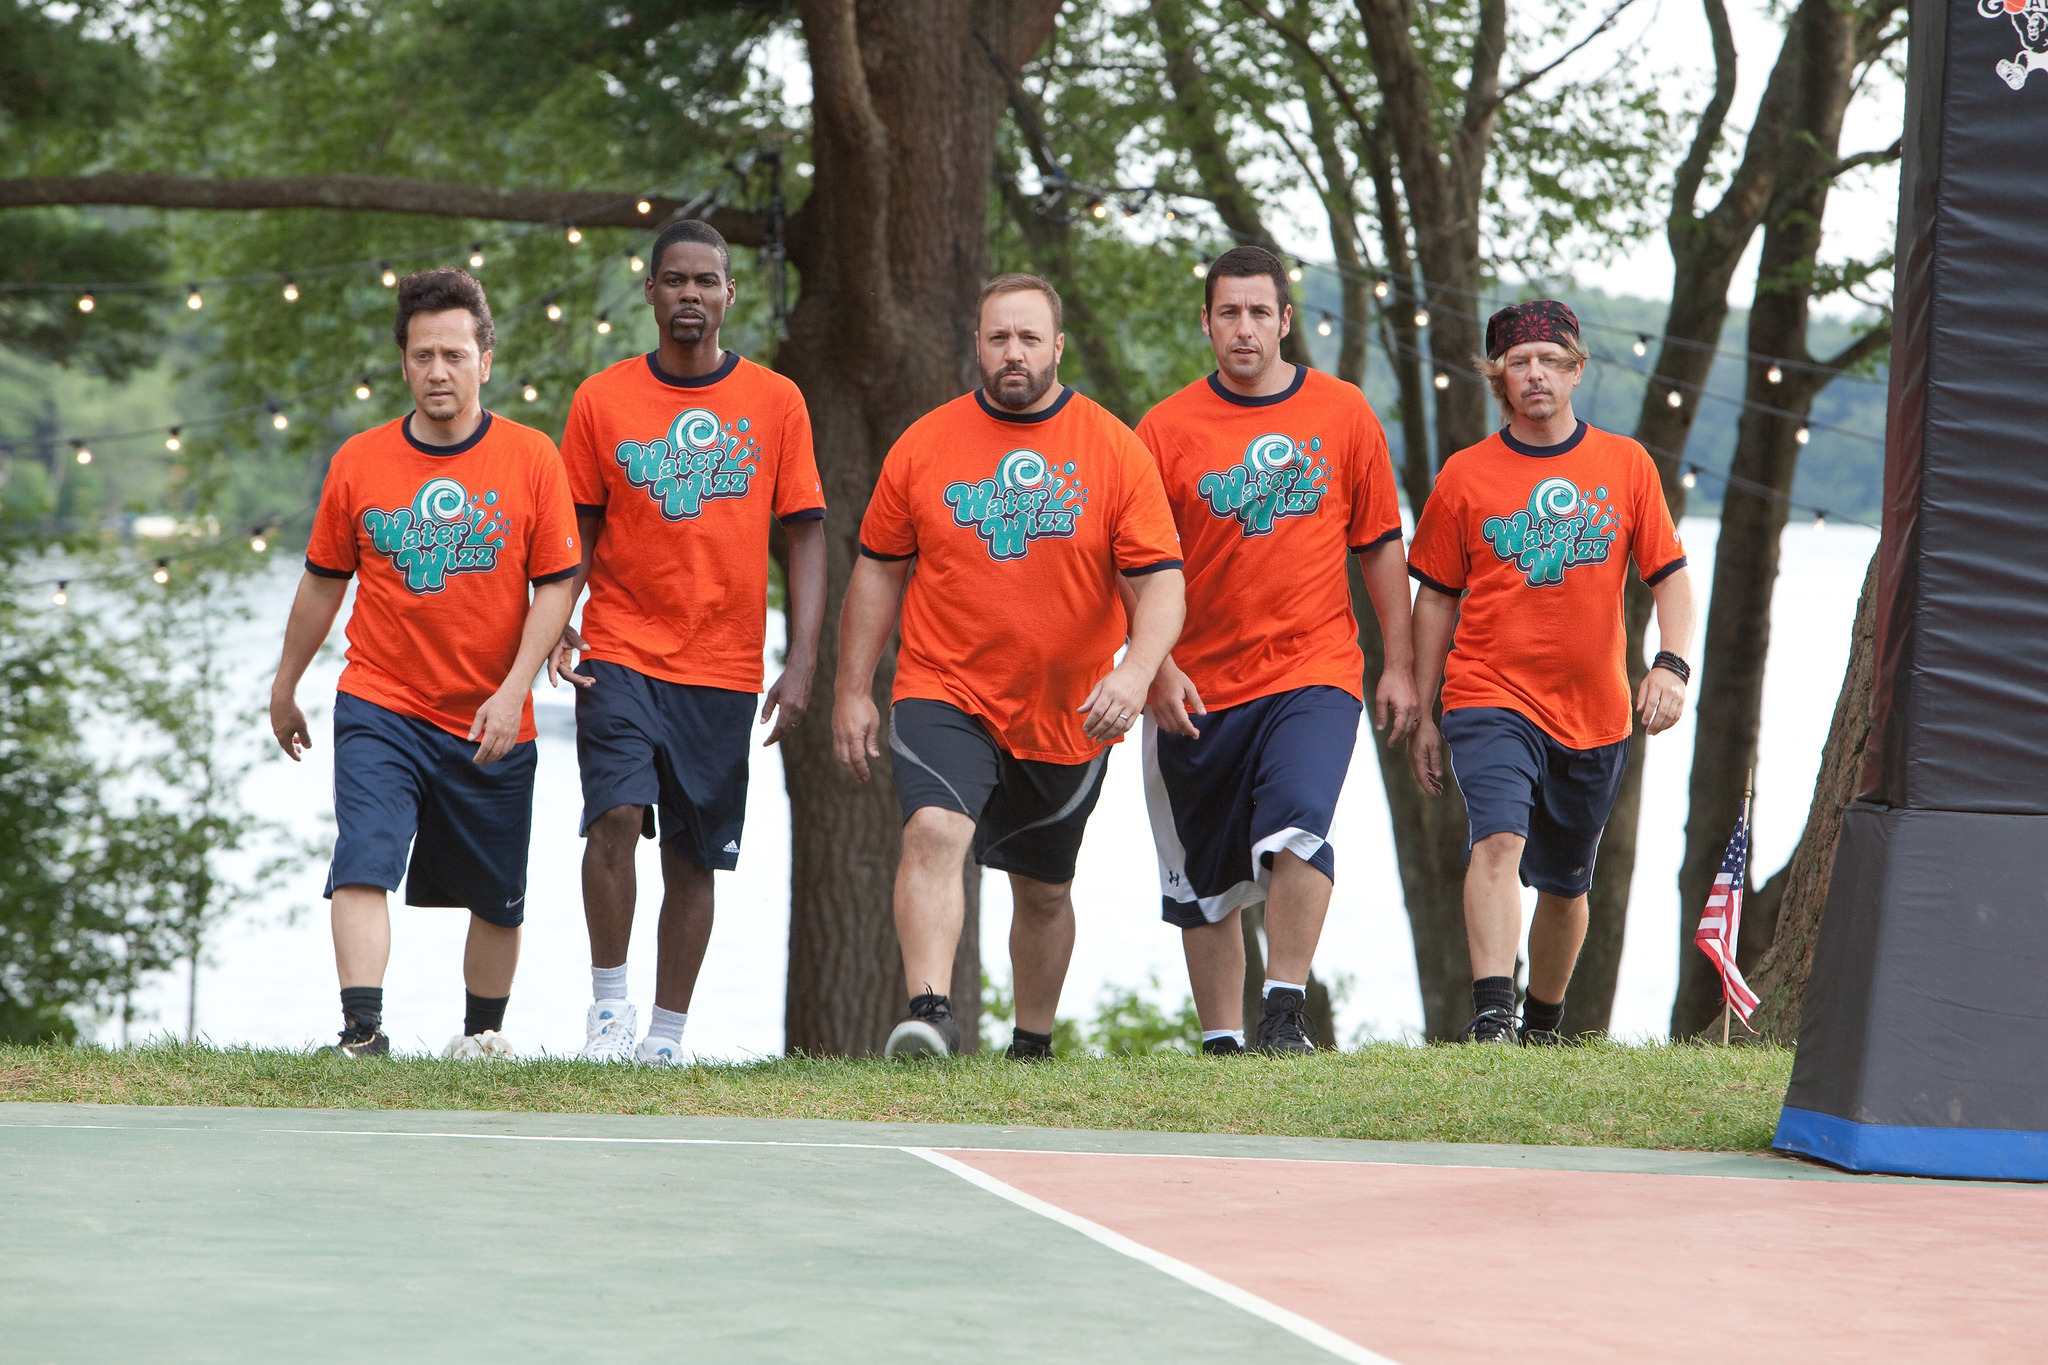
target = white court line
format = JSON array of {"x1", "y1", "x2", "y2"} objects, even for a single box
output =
[{"x1": 903, "y1": 1147, "x2": 1398, "y2": 1365}]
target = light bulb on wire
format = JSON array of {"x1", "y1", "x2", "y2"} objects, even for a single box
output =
[
  {"x1": 282, "y1": 277, "x2": 299, "y2": 302},
  {"x1": 153, "y1": 560, "x2": 170, "y2": 585},
  {"x1": 1288, "y1": 266, "x2": 1304, "y2": 283},
  {"x1": 1434, "y1": 372, "x2": 1450, "y2": 390},
  {"x1": 166, "y1": 428, "x2": 182, "y2": 452},
  {"x1": 636, "y1": 198, "x2": 653, "y2": 216},
  {"x1": 1192, "y1": 257, "x2": 1209, "y2": 279},
  {"x1": 250, "y1": 528, "x2": 269, "y2": 553},
  {"x1": 469, "y1": 243, "x2": 486, "y2": 269},
  {"x1": 1090, "y1": 200, "x2": 1106, "y2": 220},
  {"x1": 355, "y1": 377, "x2": 373, "y2": 401},
  {"x1": 1681, "y1": 466, "x2": 1698, "y2": 490},
  {"x1": 566, "y1": 226, "x2": 583, "y2": 244},
  {"x1": 77, "y1": 292, "x2": 95, "y2": 313},
  {"x1": 1795, "y1": 426, "x2": 1811, "y2": 445},
  {"x1": 1632, "y1": 335, "x2": 1648, "y2": 357},
  {"x1": 270, "y1": 405, "x2": 289, "y2": 430},
  {"x1": 521, "y1": 378, "x2": 538, "y2": 403},
  {"x1": 1812, "y1": 511, "x2": 1827, "y2": 532},
  {"x1": 1374, "y1": 280, "x2": 1389, "y2": 300},
  {"x1": 1767, "y1": 362, "x2": 1783, "y2": 385},
  {"x1": 595, "y1": 313, "x2": 612, "y2": 335},
  {"x1": 379, "y1": 262, "x2": 397, "y2": 288},
  {"x1": 1414, "y1": 308, "x2": 1430, "y2": 329},
  {"x1": 51, "y1": 582, "x2": 68, "y2": 607},
  {"x1": 628, "y1": 250, "x2": 644, "y2": 274},
  {"x1": 546, "y1": 302, "x2": 563, "y2": 322},
  {"x1": 1317, "y1": 314, "x2": 1332, "y2": 337},
  {"x1": 1666, "y1": 389, "x2": 1683, "y2": 408},
  {"x1": 186, "y1": 285, "x2": 203, "y2": 310},
  {"x1": 73, "y1": 442, "x2": 91, "y2": 466}
]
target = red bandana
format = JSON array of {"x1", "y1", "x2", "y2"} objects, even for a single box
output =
[{"x1": 1485, "y1": 300, "x2": 1581, "y2": 360}]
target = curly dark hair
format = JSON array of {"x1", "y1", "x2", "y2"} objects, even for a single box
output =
[{"x1": 393, "y1": 267, "x2": 495, "y2": 353}]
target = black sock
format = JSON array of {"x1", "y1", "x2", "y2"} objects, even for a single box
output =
[
  {"x1": 1522, "y1": 993, "x2": 1565, "y2": 1034},
  {"x1": 1012, "y1": 1027, "x2": 1053, "y2": 1049},
  {"x1": 340, "y1": 987, "x2": 382, "y2": 1035},
  {"x1": 1472, "y1": 976, "x2": 1515, "y2": 1018},
  {"x1": 464, "y1": 991, "x2": 509, "y2": 1036}
]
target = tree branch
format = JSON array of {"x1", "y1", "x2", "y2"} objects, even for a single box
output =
[
  {"x1": 1819, "y1": 322, "x2": 1891, "y2": 377},
  {"x1": 1670, "y1": 0, "x2": 1739, "y2": 224},
  {"x1": 1489, "y1": 0, "x2": 1643, "y2": 108},
  {"x1": 0, "y1": 173, "x2": 768, "y2": 243}
]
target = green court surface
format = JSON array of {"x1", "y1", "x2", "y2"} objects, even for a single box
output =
[{"x1": 5, "y1": 1104, "x2": 2039, "y2": 1364}]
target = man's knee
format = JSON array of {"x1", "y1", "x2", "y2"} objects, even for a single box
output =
[
  {"x1": 1009, "y1": 874, "x2": 1073, "y2": 921},
  {"x1": 586, "y1": 804, "x2": 644, "y2": 856},
  {"x1": 1471, "y1": 831, "x2": 1525, "y2": 872},
  {"x1": 902, "y1": 806, "x2": 974, "y2": 864}
]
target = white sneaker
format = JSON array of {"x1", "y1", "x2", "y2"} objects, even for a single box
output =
[
  {"x1": 636, "y1": 1034, "x2": 686, "y2": 1066},
  {"x1": 441, "y1": 1029, "x2": 516, "y2": 1060},
  {"x1": 581, "y1": 1000, "x2": 638, "y2": 1062}
]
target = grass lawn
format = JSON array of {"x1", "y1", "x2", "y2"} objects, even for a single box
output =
[{"x1": 0, "y1": 1040, "x2": 1793, "y2": 1150}]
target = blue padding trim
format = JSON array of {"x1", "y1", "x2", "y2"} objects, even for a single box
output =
[{"x1": 1774, "y1": 1106, "x2": 2048, "y2": 1181}]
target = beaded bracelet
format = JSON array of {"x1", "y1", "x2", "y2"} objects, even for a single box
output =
[{"x1": 1652, "y1": 650, "x2": 1691, "y2": 684}]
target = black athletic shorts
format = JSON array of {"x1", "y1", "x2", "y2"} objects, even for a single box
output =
[
  {"x1": 572, "y1": 659, "x2": 755, "y2": 871},
  {"x1": 1441, "y1": 706, "x2": 1629, "y2": 898},
  {"x1": 326, "y1": 692, "x2": 537, "y2": 927},
  {"x1": 888, "y1": 698, "x2": 1108, "y2": 885}
]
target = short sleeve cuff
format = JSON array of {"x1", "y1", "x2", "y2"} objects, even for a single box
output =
[
  {"x1": 1644, "y1": 555, "x2": 1688, "y2": 587},
  {"x1": 859, "y1": 542, "x2": 915, "y2": 562},
  {"x1": 530, "y1": 565, "x2": 579, "y2": 586},
  {"x1": 1349, "y1": 526, "x2": 1404, "y2": 553},
  {"x1": 305, "y1": 558, "x2": 353, "y2": 580},
  {"x1": 1408, "y1": 565, "x2": 1462, "y2": 597},
  {"x1": 1120, "y1": 559, "x2": 1183, "y2": 577},
  {"x1": 573, "y1": 503, "x2": 608, "y2": 517},
  {"x1": 780, "y1": 507, "x2": 827, "y2": 525}
]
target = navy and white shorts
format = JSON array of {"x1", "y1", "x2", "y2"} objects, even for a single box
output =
[
  {"x1": 325, "y1": 691, "x2": 537, "y2": 927},
  {"x1": 1143, "y1": 685, "x2": 1363, "y2": 929},
  {"x1": 1441, "y1": 706, "x2": 1630, "y2": 899},
  {"x1": 888, "y1": 699, "x2": 1108, "y2": 885},
  {"x1": 572, "y1": 660, "x2": 755, "y2": 871}
]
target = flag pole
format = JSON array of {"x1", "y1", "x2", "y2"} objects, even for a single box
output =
[{"x1": 1725, "y1": 769, "x2": 1754, "y2": 1047}]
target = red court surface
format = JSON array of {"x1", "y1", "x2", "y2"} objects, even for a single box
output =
[{"x1": 946, "y1": 1148, "x2": 2047, "y2": 1363}]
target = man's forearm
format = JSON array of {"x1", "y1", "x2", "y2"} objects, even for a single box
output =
[
  {"x1": 784, "y1": 518, "x2": 828, "y2": 669},
  {"x1": 834, "y1": 558, "x2": 907, "y2": 699},
  {"x1": 274, "y1": 573, "x2": 347, "y2": 694},
  {"x1": 1650, "y1": 567, "x2": 1697, "y2": 662},
  {"x1": 1120, "y1": 570, "x2": 1186, "y2": 677},
  {"x1": 502, "y1": 579, "x2": 578, "y2": 692},
  {"x1": 1358, "y1": 541, "x2": 1417, "y2": 673},
  {"x1": 1410, "y1": 590, "x2": 1459, "y2": 704},
  {"x1": 568, "y1": 511, "x2": 603, "y2": 608}
]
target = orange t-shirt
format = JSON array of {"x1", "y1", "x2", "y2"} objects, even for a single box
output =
[
  {"x1": 305, "y1": 411, "x2": 581, "y2": 743},
  {"x1": 1408, "y1": 421, "x2": 1685, "y2": 750},
  {"x1": 1136, "y1": 367, "x2": 1403, "y2": 710},
  {"x1": 859, "y1": 386, "x2": 1184, "y2": 763},
  {"x1": 559, "y1": 352, "x2": 826, "y2": 691}
]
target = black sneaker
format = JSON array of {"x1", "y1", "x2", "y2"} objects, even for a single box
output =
[
  {"x1": 884, "y1": 993, "x2": 960, "y2": 1058},
  {"x1": 1201, "y1": 1035, "x2": 1244, "y2": 1057},
  {"x1": 320, "y1": 1023, "x2": 389, "y2": 1058},
  {"x1": 1518, "y1": 1023, "x2": 1566, "y2": 1046},
  {"x1": 1252, "y1": 988, "x2": 1314, "y2": 1055},
  {"x1": 1460, "y1": 1008, "x2": 1517, "y2": 1045},
  {"x1": 1005, "y1": 1031, "x2": 1054, "y2": 1062}
]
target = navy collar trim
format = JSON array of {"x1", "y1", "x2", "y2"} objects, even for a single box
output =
[
  {"x1": 975, "y1": 384, "x2": 1075, "y2": 424},
  {"x1": 403, "y1": 409, "x2": 493, "y2": 457},
  {"x1": 1498, "y1": 419, "x2": 1588, "y2": 458},
  {"x1": 1206, "y1": 364, "x2": 1306, "y2": 408},
  {"x1": 646, "y1": 349, "x2": 739, "y2": 389}
]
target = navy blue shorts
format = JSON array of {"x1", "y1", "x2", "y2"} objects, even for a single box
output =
[
  {"x1": 1440, "y1": 706, "x2": 1629, "y2": 898},
  {"x1": 573, "y1": 660, "x2": 754, "y2": 871},
  {"x1": 1144, "y1": 685, "x2": 1363, "y2": 929},
  {"x1": 325, "y1": 692, "x2": 537, "y2": 927},
  {"x1": 888, "y1": 699, "x2": 1107, "y2": 885}
]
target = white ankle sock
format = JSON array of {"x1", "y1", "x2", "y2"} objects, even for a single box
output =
[
  {"x1": 1262, "y1": 979, "x2": 1305, "y2": 998},
  {"x1": 1202, "y1": 1029, "x2": 1247, "y2": 1046},
  {"x1": 592, "y1": 964, "x2": 627, "y2": 1002},
  {"x1": 647, "y1": 1005, "x2": 687, "y2": 1043}
]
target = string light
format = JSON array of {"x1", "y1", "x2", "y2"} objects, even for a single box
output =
[
  {"x1": 165, "y1": 428, "x2": 181, "y2": 451},
  {"x1": 595, "y1": 313, "x2": 612, "y2": 335},
  {"x1": 546, "y1": 302, "x2": 563, "y2": 322},
  {"x1": 1795, "y1": 426, "x2": 1811, "y2": 445},
  {"x1": 250, "y1": 526, "x2": 270, "y2": 553},
  {"x1": 627, "y1": 250, "x2": 644, "y2": 273},
  {"x1": 1681, "y1": 465, "x2": 1698, "y2": 490},
  {"x1": 635, "y1": 198, "x2": 653, "y2": 216},
  {"x1": 77, "y1": 293, "x2": 95, "y2": 313},
  {"x1": 1288, "y1": 265, "x2": 1304, "y2": 283},
  {"x1": 1766, "y1": 362, "x2": 1784, "y2": 385},
  {"x1": 1164, "y1": 209, "x2": 1176, "y2": 222},
  {"x1": 1434, "y1": 371, "x2": 1450, "y2": 390},
  {"x1": 354, "y1": 377, "x2": 373, "y2": 401},
  {"x1": 1813, "y1": 510, "x2": 1827, "y2": 531},
  {"x1": 269, "y1": 404, "x2": 289, "y2": 430},
  {"x1": 1374, "y1": 280, "x2": 1389, "y2": 300},
  {"x1": 282, "y1": 277, "x2": 299, "y2": 302},
  {"x1": 521, "y1": 377, "x2": 538, "y2": 402},
  {"x1": 72, "y1": 441, "x2": 91, "y2": 465},
  {"x1": 379, "y1": 262, "x2": 397, "y2": 288},
  {"x1": 1414, "y1": 308, "x2": 1430, "y2": 328},
  {"x1": 469, "y1": 243, "x2": 486, "y2": 269},
  {"x1": 186, "y1": 285, "x2": 203, "y2": 310},
  {"x1": 1666, "y1": 389, "x2": 1683, "y2": 408},
  {"x1": 152, "y1": 560, "x2": 170, "y2": 585},
  {"x1": 566, "y1": 226, "x2": 583, "y2": 244},
  {"x1": 1632, "y1": 334, "x2": 1648, "y2": 357},
  {"x1": 51, "y1": 582, "x2": 68, "y2": 607},
  {"x1": 1192, "y1": 257, "x2": 1209, "y2": 279},
  {"x1": 1317, "y1": 314, "x2": 1332, "y2": 337},
  {"x1": 1090, "y1": 200, "x2": 1106, "y2": 220}
]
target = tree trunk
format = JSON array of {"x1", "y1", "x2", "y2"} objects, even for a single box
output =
[
  {"x1": 1746, "y1": 551, "x2": 1877, "y2": 1043},
  {"x1": 1670, "y1": 0, "x2": 1895, "y2": 1038},
  {"x1": 775, "y1": 0, "x2": 1061, "y2": 1056}
]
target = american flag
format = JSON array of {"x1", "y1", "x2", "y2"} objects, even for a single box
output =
[{"x1": 1694, "y1": 796, "x2": 1760, "y2": 1022}]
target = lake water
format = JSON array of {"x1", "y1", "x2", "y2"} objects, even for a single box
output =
[{"x1": 120, "y1": 514, "x2": 1875, "y2": 1056}]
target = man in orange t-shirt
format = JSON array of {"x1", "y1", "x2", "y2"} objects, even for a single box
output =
[
  {"x1": 270, "y1": 269, "x2": 580, "y2": 1059},
  {"x1": 548, "y1": 219, "x2": 826, "y2": 1066},
  {"x1": 1407, "y1": 300, "x2": 1696, "y2": 1044},
  {"x1": 1135, "y1": 245, "x2": 1418, "y2": 1056},
  {"x1": 832, "y1": 273, "x2": 1186, "y2": 1059}
]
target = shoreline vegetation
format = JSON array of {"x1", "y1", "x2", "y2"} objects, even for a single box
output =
[{"x1": 0, "y1": 1040, "x2": 1791, "y2": 1151}]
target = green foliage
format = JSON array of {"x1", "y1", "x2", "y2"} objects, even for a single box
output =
[
  {"x1": 0, "y1": 211, "x2": 169, "y2": 380},
  {"x1": 983, "y1": 971, "x2": 1196, "y2": 1057}
]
